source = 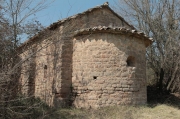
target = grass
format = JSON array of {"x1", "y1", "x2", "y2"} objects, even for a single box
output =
[
  {"x1": 44, "y1": 92, "x2": 180, "y2": 119},
  {"x1": 44, "y1": 104, "x2": 180, "y2": 119}
]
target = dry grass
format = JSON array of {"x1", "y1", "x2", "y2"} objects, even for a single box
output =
[
  {"x1": 44, "y1": 92, "x2": 180, "y2": 119},
  {"x1": 46, "y1": 104, "x2": 180, "y2": 119}
]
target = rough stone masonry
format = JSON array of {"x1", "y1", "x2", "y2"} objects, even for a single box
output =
[{"x1": 18, "y1": 3, "x2": 153, "y2": 108}]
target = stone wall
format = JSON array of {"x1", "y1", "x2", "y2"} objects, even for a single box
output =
[
  {"x1": 72, "y1": 33, "x2": 147, "y2": 108},
  {"x1": 19, "y1": 30, "x2": 73, "y2": 106},
  {"x1": 19, "y1": 37, "x2": 58, "y2": 106}
]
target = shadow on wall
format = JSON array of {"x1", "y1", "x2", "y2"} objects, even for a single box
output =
[
  {"x1": 28, "y1": 48, "x2": 37, "y2": 96},
  {"x1": 52, "y1": 37, "x2": 73, "y2": 107}
]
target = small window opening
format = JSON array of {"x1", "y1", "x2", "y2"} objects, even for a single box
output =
[
  {"x1": 126, "y1": 56, "x2": 135, "y2": 67},
  {"x1": 93, "y1": 76, "x2": 97, "y2": 80},
  {"x1": 44, "y1": 65, "x2": 47, "y2": 78},
  {"x1": 44, "y1": 65, "x2": 47, "y2": 69}
]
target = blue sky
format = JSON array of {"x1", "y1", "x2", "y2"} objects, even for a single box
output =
[{"x1": 36, "y1": 0, "x2": 116, "y2": 27}]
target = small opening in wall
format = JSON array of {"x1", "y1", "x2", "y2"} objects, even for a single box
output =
[
  {"x1": 44, "y1": 65, "x2": 47, "y2": 69},
  {"x1": 93, "y1": 76, "x2": 97, "y2": 80},
  {"x1": 44, "y1": 65, "x2": 47, "y2": 78},
  {"x1": 126, "y1": 56, "x2": 135, "y2": 67}
]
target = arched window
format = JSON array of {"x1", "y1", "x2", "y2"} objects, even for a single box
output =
[{"x1": 126, "y1": 56, "x2": 135, "y2": 67}]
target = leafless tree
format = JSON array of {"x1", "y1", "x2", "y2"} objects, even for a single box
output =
[
  {"x1": 115, "y1": 0, "x2": 180, "y2": 92},
  {"x1": 0, "y1": 0, "x2": 54, "y2": 118}
]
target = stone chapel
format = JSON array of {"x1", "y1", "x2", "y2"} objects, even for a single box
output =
[{"x1": 18, "y1": 2, "x2": 153, "y2": 108}]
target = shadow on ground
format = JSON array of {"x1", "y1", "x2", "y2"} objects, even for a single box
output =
[{"x1": 147, "y1": 85, "x2": 180, "y2": 109}]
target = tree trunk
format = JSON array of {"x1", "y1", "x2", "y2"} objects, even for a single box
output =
[
  {"x1": 159, "y1": 68, "x2": 164, "y2": 92},
  {"x1": 167, "y1": 64, "x2": 178, "y2": 91}
]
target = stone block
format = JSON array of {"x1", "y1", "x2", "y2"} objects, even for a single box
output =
[
  {"x1": 121, "y1": 72, "x2": 129, "y2": 77},
  {"x1": 107, "y1": 90, "x2": 114, "y2": 94},
  {"x1": 115, "y1": 87, "x2": 123, "y2": 91},
  {"x1": 123, "y1": 88, "x2": 130, "y2": 92}
]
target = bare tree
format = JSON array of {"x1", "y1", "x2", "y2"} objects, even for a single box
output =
[
  {"x1": 115, "y1": 0, "x2": 180, "y2": 92},
  {"x1": 0, "y1": 0, "x2": 54, "y2": 118},
  {"x1": 3, "y1": 0, "x2": 52, "y2": 46}
]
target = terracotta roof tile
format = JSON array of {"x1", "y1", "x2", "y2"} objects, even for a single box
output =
[{"x1": 74, "y1": 26, "x2": 153, "y2": 47}]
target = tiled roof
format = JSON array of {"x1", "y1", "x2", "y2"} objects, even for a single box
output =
[{"x1": 74, "y1": 26, "x2": 153, "y2": 47}]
